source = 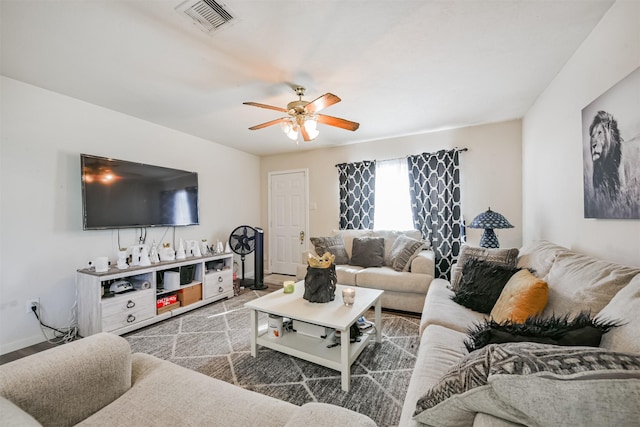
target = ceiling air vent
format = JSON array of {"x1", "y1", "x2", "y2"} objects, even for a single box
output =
[{"x1": 175, "y1": 0, "x2": 235, "y2": 34}]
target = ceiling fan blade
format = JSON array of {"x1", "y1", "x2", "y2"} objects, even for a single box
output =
[
  {"x1": 317, "y1": 114, "x2": 360, "y2": 131},
  {"x1": 248, "y1": 117, "x2": 289, "y2": 130},
  {"x1": 243, "y1": 102, "x2": 288, "y2": 113},
  {"x1": 300, "y1": 126, "x2": 311, "y2": 142},
  {"x1": 304, "y1": 93, "x2": 341, "y2": 114}
]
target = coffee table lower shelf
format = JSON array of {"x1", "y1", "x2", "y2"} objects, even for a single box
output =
[{"x1": 255, "y1": 328, "x2": 374, "y2": 374}]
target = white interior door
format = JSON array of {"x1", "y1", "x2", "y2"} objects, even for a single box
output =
[{"x1": 269, "y1": 169, "x2": 308, "y2": 275}]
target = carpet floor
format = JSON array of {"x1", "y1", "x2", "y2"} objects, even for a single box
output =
[{"x1": 124, "y1": 289, "x2": 420, "y2": 427}]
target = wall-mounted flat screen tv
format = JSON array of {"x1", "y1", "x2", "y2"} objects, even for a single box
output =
[{"x1": 81, "y1": 154, "x2": 199, "y2": 230}]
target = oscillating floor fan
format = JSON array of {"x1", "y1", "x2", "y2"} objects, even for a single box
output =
[{"x1": 229, "y1": 225, "x2": 266, "y2": 290}]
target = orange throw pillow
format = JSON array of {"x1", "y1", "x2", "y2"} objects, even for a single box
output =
[{"x1": 491, "y1": 269, "x2": 549, "y2": 323}]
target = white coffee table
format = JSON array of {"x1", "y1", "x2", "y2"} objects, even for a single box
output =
[{"x1": 244, "y1": 282, "x2": 383, "y2": 391}]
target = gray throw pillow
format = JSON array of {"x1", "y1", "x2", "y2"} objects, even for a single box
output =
[
  {"x1": 413, "y1": 342, "x2": 640, "y2": 426},
  {"x1": 349, "y1": 237, "x2": 385, "y2": 268},
  {"x1": 388, "y1": 235, "x2": 425, "y2": 272},
  {"x1": 310, "y1": 236, "x2": 349, "y2": 265}
]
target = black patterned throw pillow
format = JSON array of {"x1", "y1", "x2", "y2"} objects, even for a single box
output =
[
  {"x1": 450, "y1": 259, "x2": 520, "y2": 313},
  {"x1": 464, "y1": 312, "x2": 621, "y2": 352}
]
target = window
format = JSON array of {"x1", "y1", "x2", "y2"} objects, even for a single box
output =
[{"x1": 373, "y1": 159, "x2": 414, "y2": 230}]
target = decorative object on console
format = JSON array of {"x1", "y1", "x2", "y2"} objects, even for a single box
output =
[
  {"x1": 159, "y1": 243, "x2": 175, "y2": 262},
  {"x1": 224, "y1": 240, "x2": 231, "y2": 253},
  {"x1": 94, "y1": 256, "x2": 109, "y2": 273},
  {"x1": 176, "y1": 239, "x2": 186, "y2": 260},
  {"x1": 138, "y1": 245, "x2": 151, "y2": 266},
  {"x1": 468, "y1": 207, "x2": 513, "y2": 248},
  {"x1": 200, "y1": 240, "x2": 210, "y2": 256},
  {"x1": 149, "y1": 242, "x2": 160, "y2": 264},
  {"x1": 187, "y1": 239, "x2": 201, "y2": 257},
  {"x1": 464, "y1": 312, "x2": 621, "y2": 353},
  {"x1": 304, "y1": 252, "x2": 337, "y2": 303},
  {"x1": 117, "y1": 248, "x2": 129, "y2": 269}
]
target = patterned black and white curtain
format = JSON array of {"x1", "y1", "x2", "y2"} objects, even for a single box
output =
[
  {"x1": 336, "y1": 161, "x2": 376, "y2": 229},
  {"x1": 407, "y1": 149, "x2": 465, "y2": 279}
]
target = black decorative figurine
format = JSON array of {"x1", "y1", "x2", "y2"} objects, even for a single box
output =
[{"x1": 303, "y1": 252, "x2": 337, "y2": 303}]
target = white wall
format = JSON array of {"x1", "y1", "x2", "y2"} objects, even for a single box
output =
[
  {"x1": 260, "y1": 119, "x2": 523, "y2": 266},
  {"x1": 0, "y1": 77, "x2": 261, "y2": 354},
  {"x1": 522, "y1": 0, "x2": 640, "y2": 268}
]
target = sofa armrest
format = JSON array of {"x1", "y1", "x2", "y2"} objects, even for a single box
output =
[
  {"x1": 411, "y1": 249, "x2": 435, "y2": 276},
  {"x1": 0, "y1": 333, "x2": 132, "y2": 427}
]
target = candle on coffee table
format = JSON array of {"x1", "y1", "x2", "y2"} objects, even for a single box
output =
[
  {"x1": 283, "y1": 281, "x2": 295, "y2": 293},
  {"x1": 342, "y1": 287, "x2": 356, "y2": 306}
]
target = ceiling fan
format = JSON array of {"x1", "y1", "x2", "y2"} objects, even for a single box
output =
[{"x1": 243, "y1": 87, "x2": 359, "y2": 142}]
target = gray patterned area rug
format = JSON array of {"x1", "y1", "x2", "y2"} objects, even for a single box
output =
[{"x1": 124, "y1": 290, "x2": 420, "y2": 427}]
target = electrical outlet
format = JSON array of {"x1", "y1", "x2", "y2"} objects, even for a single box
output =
[{"x1": 26, "y1": 298, "x2": 39, "y2": 314}]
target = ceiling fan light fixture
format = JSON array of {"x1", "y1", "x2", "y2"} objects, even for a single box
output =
[
  {"x1": 303, "y1": 116, "x2": 319, "y2": 140},
  {"x1": 244, "y1": 86, "x2": 359, "y2": 142},
  {"x1": 281, "y1": 120, "x2": 299, "y2": 140}
]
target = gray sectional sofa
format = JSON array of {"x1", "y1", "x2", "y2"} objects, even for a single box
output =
[
  {"x1": 0, "y1": 332, "x2": 376, "y2": 427},
  {"x1": 297, "y1": 229, "x2": 436, "y2": 313},
  {"x1": 399, "y1": 240, "x2": 640, "y2": 426}
]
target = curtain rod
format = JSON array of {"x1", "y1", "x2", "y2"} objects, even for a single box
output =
[{"x1": 335, "y1": 148, "x2": 468, "y2": 167}]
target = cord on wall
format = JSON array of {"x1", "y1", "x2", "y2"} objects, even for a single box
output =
[{"x1": 30, "y1": 303, "x2": 79, "y2": 344}]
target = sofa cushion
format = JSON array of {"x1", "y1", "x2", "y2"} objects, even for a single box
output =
[
  {"x1": 419, "y1": 279, "x2": 488, "y2": 336},
  {"x1": 356, "y1": 266, "x2": 430, "y2": 294},
  {"x1": 490, "y1": 269, "x2": 548, "y2": 323},
  {"x1": 489, "y1": 374, "x2": 640, "y2": 427},
  {"x1": 0, "y1": 332, "x2": 132, "y2": 427},
  {"x1": 80, "y1": 353, "x2": 297, "y2": 427},
  {"x1": 310, "y1": 236, "x2": 350, "y2": 265},
  {"x1": 451, "y1": 259, "x2": 521, "y2": 314},
  {"x1": 596, "y1": 274, "x2": 640, "y2": 354},
  {"x1": 349, "y1": 236, "x2": 385, "y2": 267},
  {"x1": 398, "y1": 325, "x2": 469, "y2": 427},
  {"x1": 451, "y1": 246, "x2": 519, "y2": 291},
  {"x1": 413, "y1": 342, "x2": 640, "y2": 427},
  {"x1": 388, "y1": 235, "x2": 425, "y2": 272},
  {"x1": 283, "y1": 402, "x2": 376, "y2": 427},
  {"x1": 335, "y1": 264, "x2": 362, "y2": 286},
  {"x1": 0, "y1": 397, "x2": 42, "y2": 427},
  {"x1": 464, "y1": 312, "x2": 620, "y2": 352},
  {"x1": 516, "y1": 240, "x2": 568, "y2": 278},
  {"x1": 542, "y1": 251, "x2": 640, "y2": 319}
]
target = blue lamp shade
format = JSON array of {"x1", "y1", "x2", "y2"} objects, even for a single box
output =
[{"x1": 468, "y1": 207, "x2": 513, "y2": 248}]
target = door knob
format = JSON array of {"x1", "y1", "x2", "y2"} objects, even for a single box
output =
[{"x1": 299, "y1": 230, "x2": 305, "y2": 244}]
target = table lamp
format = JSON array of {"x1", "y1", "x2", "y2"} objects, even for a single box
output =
[{"x1": 469, "y1": 207, "x2": 513, "y2": 248}]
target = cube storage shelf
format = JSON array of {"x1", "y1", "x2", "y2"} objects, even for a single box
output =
[{"x1": 77, "y1": 253, "x2": 234, "y2": 337}]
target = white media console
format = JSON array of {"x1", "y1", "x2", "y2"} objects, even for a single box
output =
[{"x1": 76, "y1": 253, "x2": 234, "y2": 337}]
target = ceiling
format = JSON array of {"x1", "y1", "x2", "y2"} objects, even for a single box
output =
[{"x1": 1, "y1": 0, "x2": 614, "y2": 156}]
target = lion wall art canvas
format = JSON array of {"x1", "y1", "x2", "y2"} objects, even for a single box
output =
[{"x1": 582, "y1": 67, "x2": 640, "y2": 219}]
